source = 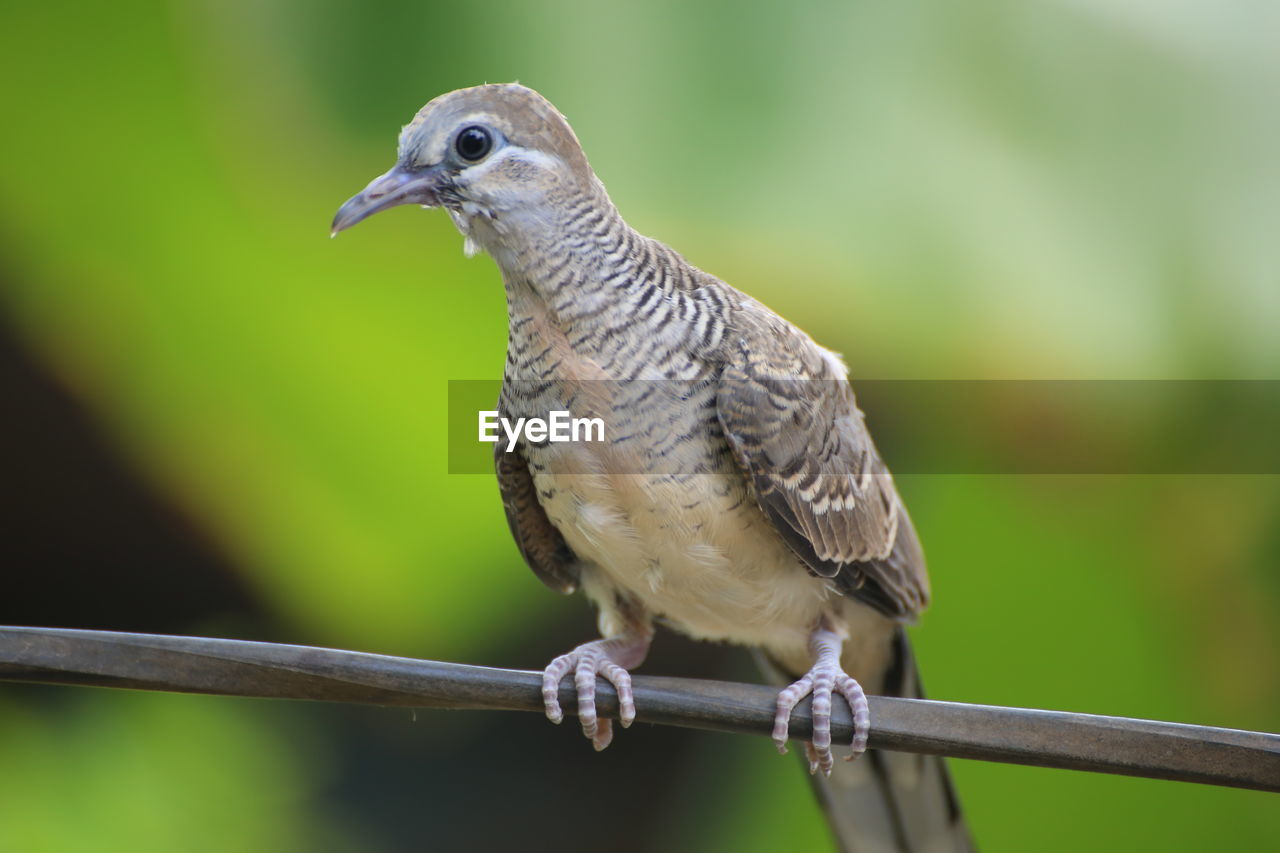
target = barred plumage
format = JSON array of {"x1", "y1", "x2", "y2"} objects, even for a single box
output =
[{"x1": 334, "y1": 82, "x2": 973, "y2": 853}]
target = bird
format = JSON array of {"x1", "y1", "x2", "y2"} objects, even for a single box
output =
[{"x1": 333, "y1": 83, "x2": 972, "y2": 852}]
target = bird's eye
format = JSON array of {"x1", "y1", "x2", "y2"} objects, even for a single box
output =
[{"x1": 455, "y1": 125, "x2": 493, "y2": 162}]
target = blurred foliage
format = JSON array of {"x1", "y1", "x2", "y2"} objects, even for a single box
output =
[
  {"x1": 0, "y1": 692, "x2": 356, "y2": 853},
  {"x1": 0, "y1": 0, "x2": 1277, "y2": 851}
]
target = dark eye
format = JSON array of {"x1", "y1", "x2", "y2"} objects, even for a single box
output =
[{"x1": 455, "y1": 125, "x2": 492, "y2": 162}]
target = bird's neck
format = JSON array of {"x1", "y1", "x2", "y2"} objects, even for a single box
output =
[{"x1": 484, "y1": 188, "x2": 727, "y2": 381}]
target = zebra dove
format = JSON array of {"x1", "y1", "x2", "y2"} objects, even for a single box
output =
[{"x1": 334, "y1": 83, "x2": 971, "y2": 852}]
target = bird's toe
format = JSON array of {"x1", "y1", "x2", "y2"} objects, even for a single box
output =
[
  {"x1": 774, "y1": 656, "x2": 868, "y2": 774},
  {"x1": 541, "y1": 638, "x2": 642, "y2": 750},
  {"x1": 772, "y1": 673, "x2": 813, "y2": 754},
  {"x1": 836, "y1": 674, "x2": 870, "y2": 759},
  {"x1": 541, "y1": 651, "x2": 578, "y2": 724}
]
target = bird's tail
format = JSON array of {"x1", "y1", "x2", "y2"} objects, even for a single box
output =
[{"x1": 758, "y1": 630, "x2": 975, "y2": 853}]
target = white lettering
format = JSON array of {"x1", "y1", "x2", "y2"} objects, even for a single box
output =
[
  {"x1": 573, "y1": 417, "x2": 604, "y2": 442},
  {"x1": 524, "y1": 417, "x2": 548, "y2": 444},
  {"x1": 549, "y1": 410, "x2": 570, "y2": 442},
  {"x1": 479, "y1": 410, "x2": 605, "y2": 452},
  {"x1": 478, "y1": 411, "x2": 500, "y2": 442},
  {"x1": 501, "y1": 416, "x2": 525, "y2": 453}
]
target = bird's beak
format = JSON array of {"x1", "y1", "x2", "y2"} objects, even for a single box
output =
[{"x1": 331, "y1": 163, "x2": 448, "y2": 236}]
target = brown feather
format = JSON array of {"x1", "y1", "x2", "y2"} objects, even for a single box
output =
[
  {"x1": 494, "y1": 441, "x2": 579, "y2": 595},
  {"x1": 716, "y1": 314, "x2": 929, "y2": 619}
]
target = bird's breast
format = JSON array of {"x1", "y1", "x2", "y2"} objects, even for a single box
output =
[
  {"x1": 518, "y1": 387, "x2": 829, "y2": 656},
  {"x1": 499, "y1": 280, "x2": 830, "y2": 657}
]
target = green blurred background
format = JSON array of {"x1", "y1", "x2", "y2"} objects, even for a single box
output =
[{"x1": 1, "y1": 1, "x2": 1277, "y2": 850}]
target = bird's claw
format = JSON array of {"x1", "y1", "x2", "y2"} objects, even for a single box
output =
[
  {"x1": 773, "y1": 657, "x2": 870, "y2": 777},
  {"x1": 542, "y1": 639, "x2": 637, "y2": 751}
]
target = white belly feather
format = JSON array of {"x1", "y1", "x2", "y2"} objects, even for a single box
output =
[{"x1": 532, "y1": 460, "x2": 829, "y2": 660}]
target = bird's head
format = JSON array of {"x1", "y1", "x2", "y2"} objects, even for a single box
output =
[{"x1": 331, "y1": 83, "x2": 596, "y2": 252}]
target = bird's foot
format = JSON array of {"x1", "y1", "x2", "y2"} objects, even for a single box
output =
[
  {"x1": 772, "y1": 627, "x2": 870, "y2": 776},
  {"x1": 542, "y1": 634, "x2": 649, "y2": 751}
]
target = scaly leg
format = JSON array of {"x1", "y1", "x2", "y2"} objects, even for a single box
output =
[
  {"x1": 772, "y1": 626, "x2": 871, "y2": 775},
  {"x1": 542, "y1": 630, "x2": 652, "y2": 750}
]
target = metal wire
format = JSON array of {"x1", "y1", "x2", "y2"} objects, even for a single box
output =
[{"x1": 1, "y1": 625, "x2": 1276, "y2": 792}]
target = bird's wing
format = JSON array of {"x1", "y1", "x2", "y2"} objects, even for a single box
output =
[
  {"x1": 494, "y1": 440, "x2": 580, "y2": 595},
  {"x1": 715, "y1": 322, "x2": 929, "y2": 619}
]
